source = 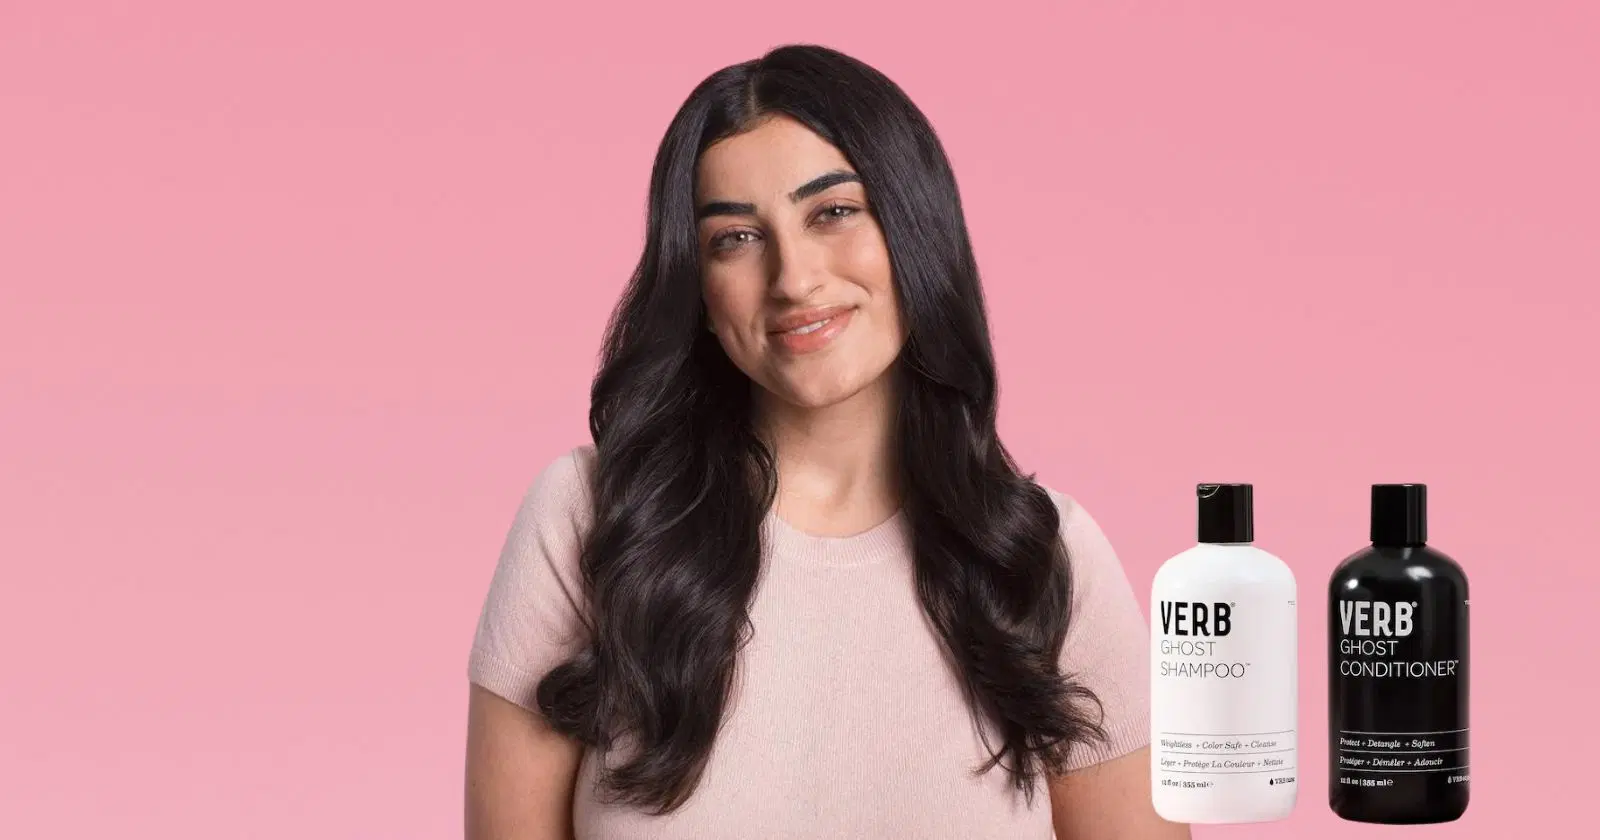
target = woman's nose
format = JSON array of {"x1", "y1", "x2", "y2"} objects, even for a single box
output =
[{"x1": 766, "y1": 232, "x2": 825, "y2": 301}]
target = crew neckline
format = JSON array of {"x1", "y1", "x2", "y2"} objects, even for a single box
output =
[{"x1": 762, "y1": 506, "x2": 910, "y2": 567}]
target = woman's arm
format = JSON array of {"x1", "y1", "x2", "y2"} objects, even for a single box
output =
[
  {"x1": 465, "y1": 449, "x2": 596, "y2": 838},
  {"x1": 464, "y1": 684, "x2": 583, "y2": 840},
  {"x1": 1043, "y1": 496, "x2": 1188, "y2": 838},
  {"x1": 1049, "y1": 747, "x2": 1190, "y2": 840}
]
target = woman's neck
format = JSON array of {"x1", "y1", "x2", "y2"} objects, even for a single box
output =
[{"x1": 756, "y1": 375, "x2": 901, "y2": 538}]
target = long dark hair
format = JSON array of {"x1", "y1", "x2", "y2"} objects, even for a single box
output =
[{"x1": 535, "y1": 43, "x2": 1106, "y2": 814}]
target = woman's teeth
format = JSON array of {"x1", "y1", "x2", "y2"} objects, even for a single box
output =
[{"x1": 788, "y1": 318, "x2": 831, "y2": 335}]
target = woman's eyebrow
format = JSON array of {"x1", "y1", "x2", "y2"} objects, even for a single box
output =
[
  {"x1": 696, "y1": 200, "x2": 755, "y2": 220},
  {"x1": 696, "y1": 170, "x2": 862, "y2": 220},
  {"x1": 788, "y1": 169, "x2": 861, "y2": 202}
]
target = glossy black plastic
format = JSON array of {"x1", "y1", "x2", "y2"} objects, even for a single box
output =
[
  {"x1": 1196, "y1": 483, "x2": 1253, "y2": 544},
  {"x1": 1328, "y1": 540, "x2": 1470, "y2": 824}
]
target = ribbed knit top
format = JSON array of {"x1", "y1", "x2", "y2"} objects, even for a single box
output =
[{"x1": 468, "y1": 445, "x2": 1151, "y2": 839}]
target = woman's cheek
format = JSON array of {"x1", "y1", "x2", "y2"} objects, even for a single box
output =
[
  {"x1": 701, "y1": 280, "x2": 753, "y2": 351},
  {"x1": 701, "y1": 275, "x2": 737, "y2": 327},
  {"x1": 838, "y1": 224, "x2": 894, "y2": 290}
]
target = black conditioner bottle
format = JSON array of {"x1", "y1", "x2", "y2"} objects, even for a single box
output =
[{"x1": 1329, "y1": 484, "x2": 1469, "y2": 823}]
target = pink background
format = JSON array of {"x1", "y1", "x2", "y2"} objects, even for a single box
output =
[{"x1": 3, "y1": 2, "x2": 1595, "y2": 837}]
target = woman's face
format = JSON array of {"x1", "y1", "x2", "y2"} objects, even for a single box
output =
[{"x1": 695, "y1": 114, "x2": 905, "y2": 411}]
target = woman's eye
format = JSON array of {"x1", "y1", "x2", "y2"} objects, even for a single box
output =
[
  {"x1": 710, "y1": 230, "x2": 758, "y2": 252},
  {"x1": 815, "y1": 203, "x2": 858, "y2": 224}
]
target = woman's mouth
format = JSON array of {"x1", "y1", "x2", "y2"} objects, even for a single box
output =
[
  {"x1": 769, "y1": 306, "x2": 855, "y2": 355},
  {"x1": 786, "y1": 318, "x2": 832, "y2": 335}
]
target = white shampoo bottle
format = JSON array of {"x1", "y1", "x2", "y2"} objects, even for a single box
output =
[{"x1": 1150, "y1": 483, "x2": 1297, "y2": 823}]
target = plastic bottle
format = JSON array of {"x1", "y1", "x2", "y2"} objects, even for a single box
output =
[
  {"x1": 1150, "y1": 483, "x2": 1298, "y2": 823},
  {"x1": 1329, "y1": 483, "x2": 1470, "y2": 823}
]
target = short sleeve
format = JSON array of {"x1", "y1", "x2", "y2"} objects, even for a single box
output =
[
  {"x1": 467, "y1": 445, "x2": 596, "y2": 711},
  {"x1": 1052, "y1": 491, "x2": 1152, "y2": 771}
]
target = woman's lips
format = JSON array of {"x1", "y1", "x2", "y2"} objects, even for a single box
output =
[{"x1": 769, "y1": 306, "x2": 855, "y2": 355}]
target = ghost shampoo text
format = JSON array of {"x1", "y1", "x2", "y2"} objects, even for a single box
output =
[{"x1": 1151, "y1": 484, "x2": 1297, "y2": 824}]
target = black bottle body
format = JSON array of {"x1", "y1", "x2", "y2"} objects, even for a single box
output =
[{"x1": 1328, "y1": 545, "x2": 1469, "y2": 823}]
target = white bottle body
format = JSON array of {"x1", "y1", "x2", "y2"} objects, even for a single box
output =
[{"x1": 1150, "y1": 543, "x2": 1298, "y2": 823}]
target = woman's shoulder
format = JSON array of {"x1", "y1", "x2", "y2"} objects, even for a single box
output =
[
  {"x1": 1036, "y1": 483, "x2": 1104, "y2": 538},
  {"x1": 535, "y1": 442, "x2": 597, "y2": 490},
  {"x1": 1035, "y1": 482, "x2": 1128, "y2": 585},
  {"x1": 468, "y1": 445, "x2": 598, "y2": 706},
  {"x1": 515, "y1": 443, "x2": 598, "y2": 533}
]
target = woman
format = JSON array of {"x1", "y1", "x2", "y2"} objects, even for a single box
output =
[{"x1": 465, "y1": 44, "x2": 1187, "y2": 840}]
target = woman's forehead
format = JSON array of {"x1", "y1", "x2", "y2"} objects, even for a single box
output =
[{"x1": 696, "y1": 116, "x2": 854, "y2": 200}]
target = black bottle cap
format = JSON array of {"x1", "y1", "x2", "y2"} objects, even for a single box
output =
[
  {"x1": 1371, "y1": 483, "x2": 1427, "y2": 546},
  {"x1": 1197, "y1": 483, "x2": 1253, "y2": 544}
]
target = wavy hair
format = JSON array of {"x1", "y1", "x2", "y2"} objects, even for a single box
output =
[{"x1": 535, "y1": 43, "x2": 1106, "y2": 814}]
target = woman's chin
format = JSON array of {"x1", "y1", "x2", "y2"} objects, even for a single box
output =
[{"x1": 760, "y1": 370, "x2": 893, "y2": 413}]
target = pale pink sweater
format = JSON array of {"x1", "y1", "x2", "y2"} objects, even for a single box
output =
[{"x1": 468, "y1": 446, "x2": 1151, "y2": 840}]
